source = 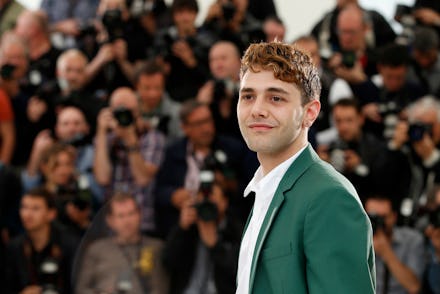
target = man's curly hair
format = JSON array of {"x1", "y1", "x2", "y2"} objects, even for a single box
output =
[{"x1": 240, "y1": 42, "x2": 321, "y2": 104}]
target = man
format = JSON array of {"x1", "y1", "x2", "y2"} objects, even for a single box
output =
[
  {"x1": 365, "y1": 195, "x2": 425, "y2": 294},
  {"x1": 5, "y1": 187, "x2": 79, "y2": 294},
  {"x1": 135, "y1": 60, "x2": 183, "y2": 144},
  {"x1": 94, "y1": 87, "x2": 165, "y2": 234},
  {"x1": 154, "y1": 99, "x2": 255, "y2": 238},
  {"x1": 163, "y1": 177, "x2": 243, "y2": 294},
  {"x1": 235, "y1": 41, "x2": 375, "y2": 293},
  {"x1": 407, "y1": 27, "x2": 440, "y2": 97},
  {"x1": 76, "y1": 193, "x2": 168, "y2": 294},
  {"x1": 317, "y1": 98, "x2": 407, "y2": 202},
  {"x1": 389, "y1": 96, "x2": 440, "y2": 224},
  {"x1": 197, "y1": 40, "x2": 243, "y2": 139}
]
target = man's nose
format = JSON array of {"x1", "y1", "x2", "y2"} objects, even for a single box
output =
[{"x1": 251, "y1": 97, "x2": 269, "y2": 118}]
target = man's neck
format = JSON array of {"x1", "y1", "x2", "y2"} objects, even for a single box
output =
[
  {"x1": 258, "y1": 137, "x2": 307, "y2": 176},
  {"x1": 28, "y1": 225, "x2": 51, "y2": 252},
  {"x1": 116, "y1": 233, "x2": 141, "y2": 245}
]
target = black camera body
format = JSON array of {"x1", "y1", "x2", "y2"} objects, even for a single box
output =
[
  {"x1": 56, "y1": 176, "x2": 92, "y2": 211},
  {"x1": 408, "y1": 122, "x2": 431, "y2": 142},
  {"x1": 194, "y1": 169, "x2": 218, "y2": 221},
  {"x1": 222, "y1": 1, "x2": 236, "y2": 22},
  {"x1": 40, "y1": 257, "x2": 61, "y2": 294},
  {"x1": 341, "y1": 51, "x2": 356, "y2": 68},
  {"x1": 368, "y1": 213, "x2": 386, "y2": 233},
  {"x1": 429, "y1": 207, "x2": 440, "y2": 228},
  {"x1": 0, "y1": 63, "x2": 16, "y2": 80},
  {"x1": 102, "y1": 9, "x2": 125, "y2": 41},
  {"x1": 113, "y1": 107, "x2": 134, "y2": 127}
]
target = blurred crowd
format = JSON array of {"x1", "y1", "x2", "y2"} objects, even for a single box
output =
[{"x1": 0, "y1": 0, "x2": 439, "y2": 293}]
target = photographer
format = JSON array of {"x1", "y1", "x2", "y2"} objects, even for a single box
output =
[
  {"x1": 75, "y1": 193, "x2": 168, "y2": 294},
  {"x1": 202, "y1": 0, "x2": 265, "y2": 53},
  {"x1": 154, "y1": 100, "x2": 255, "y2": 238},
  {"x1": 365, "y1": 195, "x2": 426, "y2": 294},
  {"x1": 353, "y1": 43, "x2": 426, "y2": 140},
  {"x1": 317, "y1": 98, "x2": 408, "y2": 201},
  {"x1": 389, "y1": 96, "x2": 440, "y2": 223},
  {"x1": 94, "y1": 87, "x2": 165, "y2": 234},
  {"x1": 163, "y1": 171, "x2": 243, "y2": 294},
  {"x1": 196, "y1": 40, "x2": 242, "y2": 139},
  {"x1": 5, "y1": 187, "x2": 79, "y2": 294},
  {"x1": 22, "y1": 143, "x2": 93, "y2": 238},
  {"x1": 153, "y1": 0, "x2": 214, "y2": 102},
  {"x1": 135, "y1": 60, "x2": 183, "y2": 144}
]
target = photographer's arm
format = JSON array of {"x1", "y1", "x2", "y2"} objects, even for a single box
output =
[
  {"x1": 0, "y1": 120, "x2": 14, "y2": 164},
  {"x1": 374, "y1": 230, "x2": 423, "y2": 294},
  {"x1": 93, "y1": 109, "x2": 113, "y2": 186},
  {"x1": 84, "y1": 44, "x2": 115, "y2": 84},
  {"x1": 112, "y1": 39, "x2": 136, "y2": 84}
]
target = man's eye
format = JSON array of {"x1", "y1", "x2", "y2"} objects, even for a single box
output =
[
  {"x1": 241, "y1": 94, "x2": 253, "y2": 100},
  {"x1": 271, "y1": 96, "x2": 283, "y2": 102}
]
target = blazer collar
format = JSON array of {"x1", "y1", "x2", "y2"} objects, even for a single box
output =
[{"x1": 248, "y1": 144, "x2": 320, "y2": 292}]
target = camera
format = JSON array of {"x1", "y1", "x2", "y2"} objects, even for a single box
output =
[
  {"x1": 341, "y1": 51, "x2": 356, "y2": 68},
  {"x1": 194, "y1": 169, "x2": 218, "y2": 221},
  {"x1": 222, "y1": 1, "x2": 236, "y2": 22},
  {"x1": 102, "y1": 9, "x2": 125, "y2": 41},
  {"x1": 56, "y1": 175, "x2": 92, "y2": 211},
  {"x1": 368, "y1": 213, "x2": 386, "y2": 233},
  {"x1": 213, "y1": 79, "x2": 237, "y2": 101},
  {"x1": 408, "y1": 122, "x2": 431, "y2": 142},
  {"x1": 328, "y1": 141, "x2": 352, "y2": 172},
  {"x1": 40, "y1": 257, "x2": 60, "y2": 294},
  {"x1": 113, "y1": 107, "x2": 134, "y2": 127},
  {"x1": 0, "y1": 63, "x2": 16, "y2": 80},
  {"x1": 429, "y1": 207, "x2": 440, "y2": 228}
]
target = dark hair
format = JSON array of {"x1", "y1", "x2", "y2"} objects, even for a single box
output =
[
  {"x1": 413, "y1": 26, "x2": 439, "y2": 52},
  {"x1": 134, "y1": 60, "x2": 166, "y2": 84},
  {"x1": 364, "y1": 194, "x2": 399, "y2": 212},
  {"x1": 179, "y1": 99, "x2": 208, "y2": 124},
  {"x1": 240, "y1": 41, "x2": 321, "y2": 104},
  {"x1": 24, "y1": 186, "x2": 56, "y2": 209},
  {"x1": 378, "y1": 43, "x2": 410, "y2": 67},
  {"x1": 106, "y1": 193, "x2": 139, "y2": 216},
  {"x1": 332, "y1": 97, "x2": 362, "y2": 114},
  {"x1": 171, "y1": 0, "x2": 199, "y2": 14}
]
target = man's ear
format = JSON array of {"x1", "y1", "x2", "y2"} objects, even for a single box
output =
[{"x1": 303, "y1": 99, "x2": 321, "y2": 128}]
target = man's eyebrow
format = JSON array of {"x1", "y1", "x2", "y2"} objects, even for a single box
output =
[{"x1": 240, "y1": 87, "x2": 290, "y2": 95}]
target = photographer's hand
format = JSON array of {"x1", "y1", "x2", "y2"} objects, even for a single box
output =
[
  {"x1": 390, "y1": 121, "x2": 409, "y2": 150},
  {"x1": 172, "y1": 40, "x2": 197, "y2": 68},
  {"x1": 373, "y1": 229, "x2": 393, "y2": 259},
  {"x1": 179, "y1": 199, "x2": 197, "y2": 230},
  {"x1": 362, "y1": 103, "x2": 382, "y2": 123},
  {"x1": 334, "y1": 61, "x2": 367, "y2": 84},
  {"x1": 20, "y1": 285, "x2": 42, "y2": 294},
  {"x1": 344, "y1": 150, "x2": 362, "y2": 173},
  {"x1": 413, "y1": 133, "x2": 437, "y2": 162},
  {"x1": 171, "y1": 188, "x2": 192, "y2": 209},
  {"x1": 413, "y1": 8, "x2": 440, "y2": 26},
  {"x1": 198, "y1": 219, "x2": 218, "y2": 248},
  {"x1": 426, "y1": 225, "x2": 440, "y2": 260}
]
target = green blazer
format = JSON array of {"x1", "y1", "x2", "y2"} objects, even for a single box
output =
[{"x1": 244, "y1": 145, "x2": 376, "y2": 294}]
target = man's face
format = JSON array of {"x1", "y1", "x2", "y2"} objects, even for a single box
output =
[
  {"x1": 20, "y1": 196, "x2": 55, "y2": 232},
  {"x1": 379, "y1": 65, "x2": 407, "y2": 93},
  {"x1": 413, "y1": 49, "x2": 438, "y2": 69},
  {"x1": 0, "y1": 42, "x2": 28, "y2": 79},
  {"x1": 209, "y1": 43, "x2": 241, "y2": 81},
  {"x1": 183, "y1": 106, "x2": 215, "y2": 149},
  {"x1": 333, "y1": 105, "x2": 363, "y2": 142},
  {"x1": 57, "y1": 56, "x2": 87, "y2": 91},
  {"x1": 107, "y1": 199, "x2": 141, "y2": 241},
  {"x1": 42, "y1": 151, "x2": 76, "y2": 187},
  {"x1": 337, "y1": 12, "x2": 365, "y2": 52},
  {"x1": 173, "y1": 8, "x2": 197, "y2": 33},
  {"x1": 237, "y1": 70, "x2": 308, "y2": 157},
  {"x1": 365, "y1": 198, "x2": 396, "y2": 232},
  {"x1": 55, "y1": 107, "x2": 89, "y2": 141},
  {"x1": 136, "y1": 73, "x2": 165, "y2": 109}
]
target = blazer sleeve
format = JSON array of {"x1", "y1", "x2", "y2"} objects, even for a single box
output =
[{"x1": 304, "y1": 186, "x2": 376, "y2": 294}]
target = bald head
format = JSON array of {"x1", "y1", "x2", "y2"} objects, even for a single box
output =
[
  {"x1": 110, "y1": 87, "x2": 139, "y2": 111},
  {"x1": 337, "y1": 4, "x2": 367, "y2": 51},
  {"x1": 209, "y1": 41, "x2": 241, "y2": 81},
  {"x1": 15, "y1": 10, "x2": 49, "y2": 41},
  {"x1": 57, "y1": 49, "x2": 88, "y2": 91}
]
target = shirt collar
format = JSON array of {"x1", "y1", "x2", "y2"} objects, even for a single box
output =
[{"x1": 244, "y1": 144, "x2": 308, "y2": 198}]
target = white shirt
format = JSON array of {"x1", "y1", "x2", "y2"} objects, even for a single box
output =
[{"x1": 236, "y1": 145, "x2": 307, "y2": 294}]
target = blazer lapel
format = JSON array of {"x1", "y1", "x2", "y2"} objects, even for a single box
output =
[{"x1": 248, "y1": 144, "x2": 319, "y2": 293}]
